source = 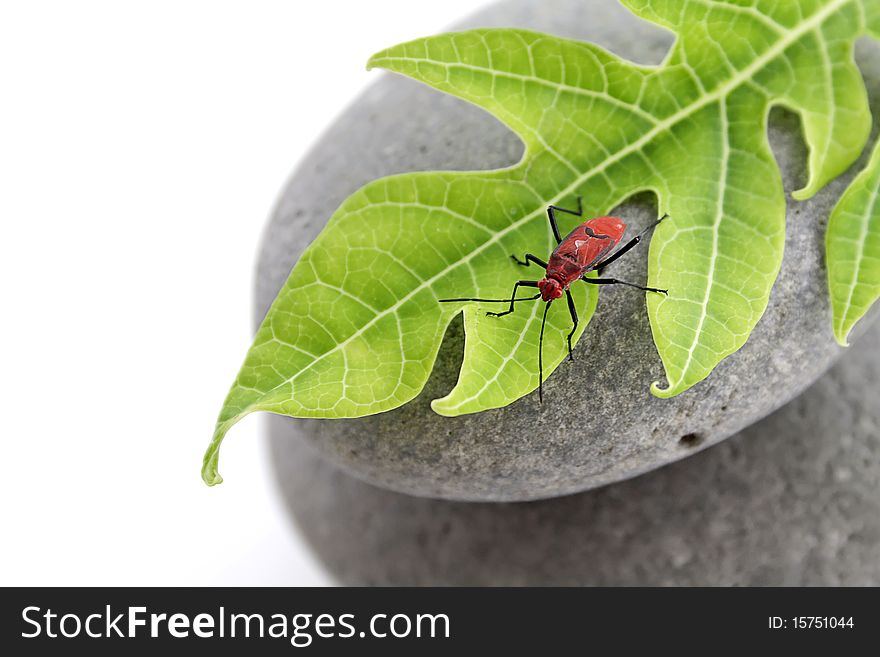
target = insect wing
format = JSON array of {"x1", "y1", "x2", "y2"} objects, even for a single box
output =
[{"x1": 555, "y1": 224, "x2": 617, "y2": 270}]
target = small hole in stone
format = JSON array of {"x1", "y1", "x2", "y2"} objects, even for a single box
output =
[{"x1": 679, "y1": 433, "x2": 705, "y2": 448}]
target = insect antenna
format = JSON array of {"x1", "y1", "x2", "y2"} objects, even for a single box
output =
[
  {"x1": 438, "y1": 294, "x2": 542, "y2": 303},
  {"x1": 538, "y1": 301, "x2": 551, "y2": 403}
]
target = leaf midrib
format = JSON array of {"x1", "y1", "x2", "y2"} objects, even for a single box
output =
[
  {"x1": 666, "y1": 97, "x2": 730, "y2": 391},
  {"x1": 247, "y1": 0, "x2": 850, "y2": 412},
  {"x1": 373, "y1": 54, "x2": 660, "y2": 124},
  {"x1": 838, "y1": 171, "x2": 880, "y2": 337},
  {"x1": 438, "y1": 230, "x2": 557, "y2": 412}
]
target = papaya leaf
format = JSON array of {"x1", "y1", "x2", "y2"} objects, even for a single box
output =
[
  {"x1": 827, "y1": 138, "x2": 880, "y2": 346},
  {"x1": 204, "y1": 0, "x2": 877, "y2": 485}
]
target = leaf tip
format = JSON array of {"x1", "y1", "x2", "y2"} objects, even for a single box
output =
[
  {"x1": 429, "y1": 397, "x2": 457, "y2": 417},
  {"x1": 201, "y1": 447, "x2": 224, "y2": 487},
  {"x1": 650, "y1": 378, "x2": 678, "y2": 399},
  {"x1": 202, "y1": 469, "x2": 224, "y2": 487},
  {"x1": 366, "y1": 51, "x2": 388, "y2": 72},
  {"x1": 791, "y1": 186, "x2": 813, "y2": 202},
  {"x1": 201, "y1": 415, "x2": 243, "y2": 487}
]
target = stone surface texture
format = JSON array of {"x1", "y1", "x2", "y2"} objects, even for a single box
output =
[
  {"x1": 256, "y1": 0, "x2": 880, "y2": 500},
  {"x1": 269, "y1": 319, "x2": 880, "y2": 585}
]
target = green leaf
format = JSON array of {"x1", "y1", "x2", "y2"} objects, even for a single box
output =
[
  {"x1": 204, "y1": 0, "x2": 876, "y2": 485},
  {"x1": 827, "y1": 139, "x2": 880, "y2": 346}
]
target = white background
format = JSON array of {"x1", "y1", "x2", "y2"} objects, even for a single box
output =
[{"x1": 0, "y1": 0, "x2": 489, "y2": 586}]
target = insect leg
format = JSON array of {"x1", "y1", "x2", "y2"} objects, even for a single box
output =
[
  {"x1": 546, "y1": 196, "x2": 583, "y2": 244},
  {"x1": 511, "y1": 253, "x2": 549, "y2": 268},
  {"x1": 485, "y1": 280, "x2": 541, "y2": 317},
  {"x1": 582, "y1": 277, "x2": 668, "y2": 294},
  {"x1": 564, "y1": 289, "x2": 578, "y2": 362},
  {"x1": 593, "y1": 213, "x2": 668, "y2": 274}
]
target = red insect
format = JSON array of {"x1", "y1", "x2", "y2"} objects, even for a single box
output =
[{"x1": 440, "y1": 197, "x2": 668, "y2": 401}]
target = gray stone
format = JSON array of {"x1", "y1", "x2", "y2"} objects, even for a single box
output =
[
  {"x1": 268, "y1": 319, "x2": 880, "y2": 585},
  {"x1": 257, "y1": 0, "x2": 880, "y2": 500}
]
